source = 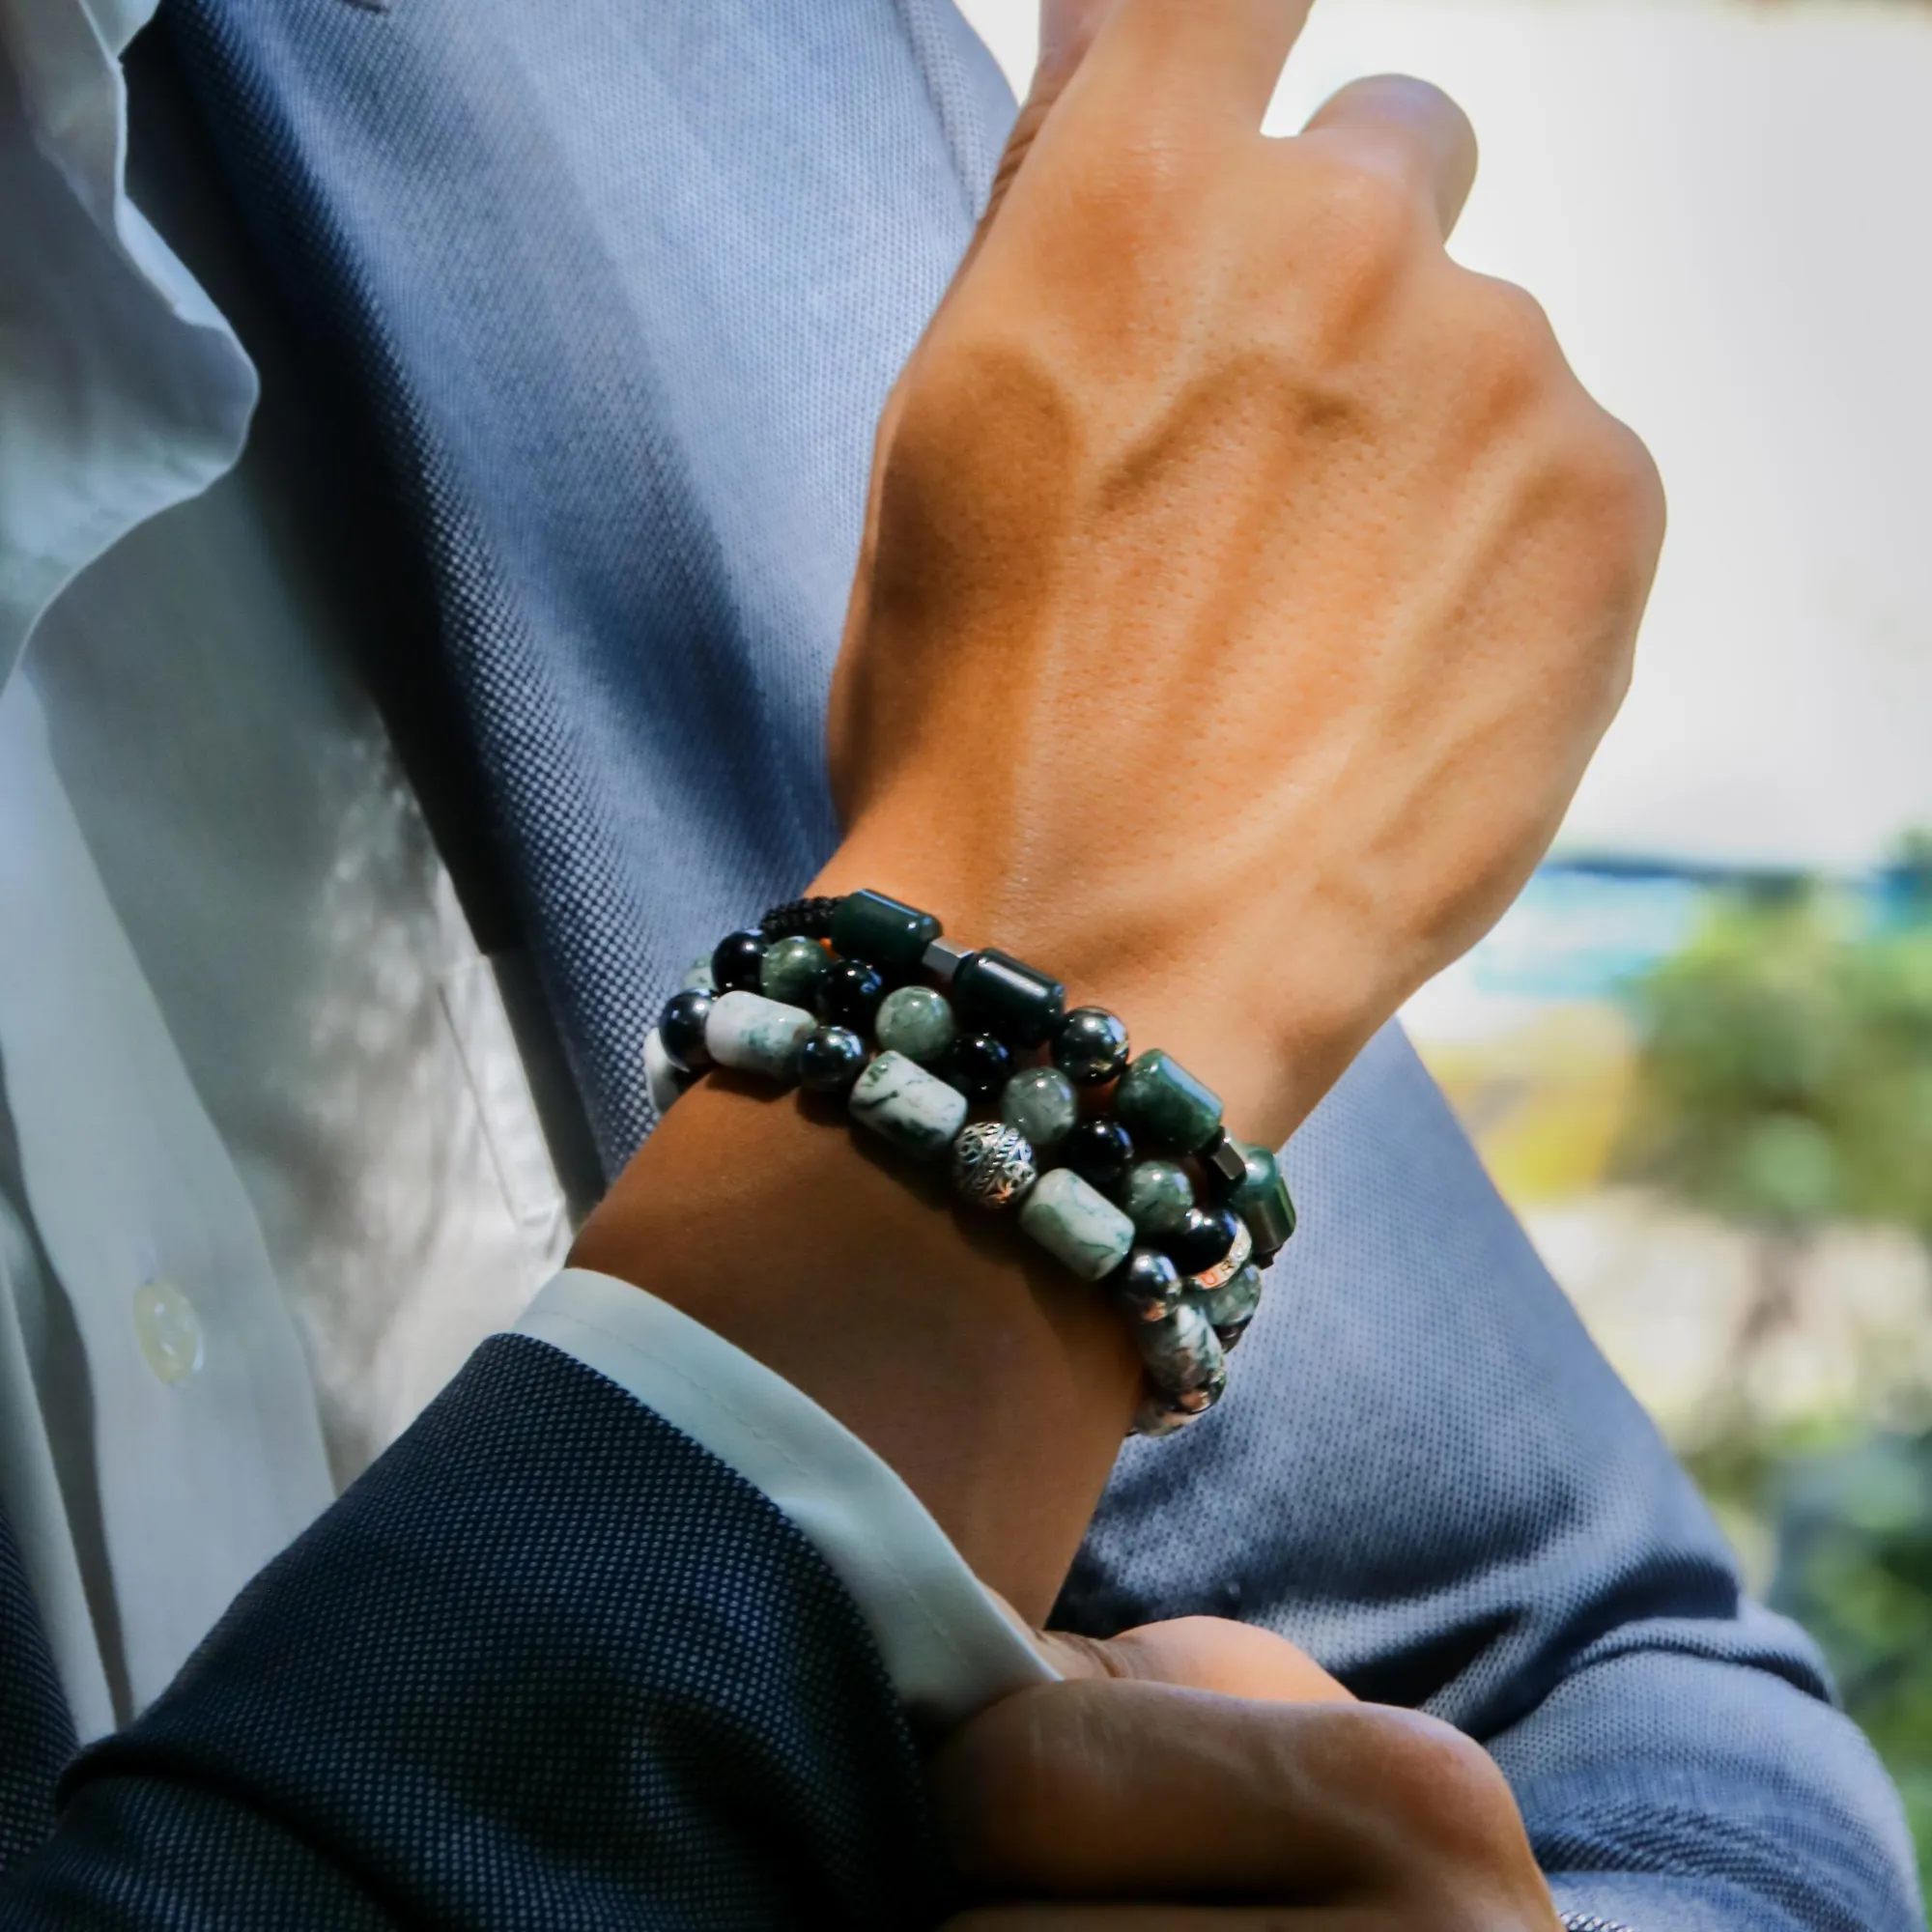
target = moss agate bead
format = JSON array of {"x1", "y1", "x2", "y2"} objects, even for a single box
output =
[
  {"x1": 1064, "y1": 1117, "x2": 1135, "y2": 1193},
  {"x1": 818, "y1": 957, "x2": 887, "y2": 1030},
  {"x1": 1119, "y1": 1160, "x2": 1195, "y2": 1239},
  {"x1": 1132, "y1": 1365, "x2": 1229, "y2": 1437},
  {"x1": 943, "y1": 1033, "x2": 1011, "y2": 1101},
  {"x1": 874, "y1": 985, "x2": 956, "y2": 1064},
  {"x1": 759, "y1": 935, "x2": 829, "y2": 1008},
  {"x1": 1114, "y1": 1049, "x2": 1224, "y2": 1154},
  {"x1": 1137, "y1": 1298, "x2": 1225, "y2": 1397},
  {"x1": 1226, "y1": 1141, "x2": 1297, "y2": 1259},
  {"x1": 659, "y1": 987, "x2": 715, "y2": 1072},
  {"x1": 1000, "y1": 1065, "x2": 1078, "y2": 1150},
  {"x1": 711, "y1": 929, "x2": 767, "y2": 995},
  {"x1": 1018, "y1": 1168, "x2": 1136, "y2": 1282},
  {"x1": 1190, "y1": 1261, "x2": 1264, "y2": 1347},
  {"x1": 950, "y1": 1122, "x2": 1037, "y2": 1210},
  {"x1": 1106, "y1": 1246, "x2": 1182, "y2": 1323},
  {"x1": 797, "y1": 1024, "x2": 867, "y2": 1094},
  {"x1": 703, "y1": 989, "x2": 816, "y2": 1081},
  {"x1": 952, "y1": 950, "x2": 1066, "y2": 1047},
  {"x1": 1051, "y1": 1007, "x2": 1129, "y2": 1085},
  {"x1": 829, "y1": 890, "x2": 942, "y2": 980},
  {"x1": 848, "y1": 1050, "x2": 968, "y2": 1162}
]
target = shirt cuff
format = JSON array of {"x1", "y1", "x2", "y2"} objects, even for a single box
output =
[{"x1": 513, "y1": 1267, "x2": 1057, "y2": 1730}]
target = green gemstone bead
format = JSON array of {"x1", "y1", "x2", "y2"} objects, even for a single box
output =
[
  {"x1": 1018, "y1": 1169, "x2": 1136, "y2": 1282},
  {"x1": 1189, "y1": 1260, "x2": 1264, "y2": 1337},
  {"x1": 1000, "y1": 1065, "x2": 1079, "y2": 1149},
  {"x1": 830, "y1": 890, "x2": 942, "y2": 979},
  {"x1": 1114, "y1": 1050, "x2": 1224, "y2": 1154},
  {"x1": 1228, "y1": 1141, "x2": 1296, "y2": 1253},
  {"x1": 759, "y1": 935, "x2": 829, "y2": 1008},
  {"x1": 874, "y1": 985, "x2": 956, "y2": 1064},
  {"x1": 1119, "y1": 1160, "x2": 1196, "y2": 1238}
]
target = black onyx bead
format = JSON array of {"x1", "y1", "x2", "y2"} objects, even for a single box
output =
[
  {"x1": 797, "y1": 1025, "x2": 867, "y2": 1094},
  {"x1": 659, "y1": 988, "x2": 715, "y2": 1072},
  {"x1": 952, "y1": 949, "x2": 1066, "y2": 1047},
  {"x1": 943, "y1": 1032, "x2": 1012, "y2": 1101},
  {"x1": 818, "y1": 957, "x2": 887, "y2": 1030},
  {"x1": 1064, "y1": 1116, "x2": 1135, "y2": 1193},
  {"x1": 828, "y1": 890, "x2": 943, "y2": 980},
  {"x1": 1163, "y1": 1204, "x2": 1240, "y2": 1276},
  {"x1": 1051, "y1": 1007, "x2": 1129, "y2": 1086},
  {"x1": 711, "y1": 928, "x2": 767, "y2": 995},
  {"x1": 1106, "y1": 1246, "x2": 1182, "y2": 1323}
]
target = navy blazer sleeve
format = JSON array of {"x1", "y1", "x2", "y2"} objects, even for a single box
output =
[{"x1": 0, "y1": 1336, "x2": 952, "y2": 1929}]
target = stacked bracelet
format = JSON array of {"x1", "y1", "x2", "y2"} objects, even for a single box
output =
[{"x1": 642, "y1": 890, "x2": 1295, "y2": 1438}]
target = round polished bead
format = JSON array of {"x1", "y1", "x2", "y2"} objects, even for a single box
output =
[
  {"x1": 1000, "y1": 1065, "x2": 1079, "y2": 1150},
  {"x1": 1191, "y1": 1261, "x2": 1264, "y2": 1347},
  {"x1": 1106, "y1": 1246, "x2": 1182, "y2": 1323},
  {"x1": 943, "y1": 1032, "x2": 1012, "y2": 1101},
  {"x1": 1114, "y1": 1049, "x2": 1224, "y2": 1154},
  {"x1": 1063, "y1": 1116, "x2": 1135, "y2": 1194},
  {"x1": 711, "y1": 928, "x2": 767, "y2": 995},
  {"x1": 818, "y1": 957, "x2": 887, "y2": 1031},
  {"x1": 1162, "y1": 1204, "x2": 1240, "y2": 1276},
  {"x1": 950, "y1": 1122, "x2": 1037, "y2": 1211},
  {"x1": 1118, "y1": 1160, "x2": 1196, "y2": 1239},
  {"x1": 797, "y1": 1025, "x2": 867, "y2": 1094},
  {"x1": 759, "y1": 935, "x2": 829, "y2": 1009},
  {"x1": 1137, "y1": 1298, "x2": 1226, "y2": 1398},
  {"x1": 1051, "y1": 1007, "x2": 1129, "y2": 1086},
  {"x1": 1017, "y1": 1168, "x2": 1136, "y2": 1281},
  {"x1": 659, "y1": 988, "x2": 715, "y2": 1072},
  {"x1": 875, "y1": 985, "x2": 956, "y2": 1064},
  {"x1": 1184, "y1": 1217, "x2": 1253, "y2": 1294},
  {"x1": 1133, "y1": 1362, "x2": 1230, "y2": 1437},
  {"x1": 829, "y1": 889, "x2": 942, "y2": 980}
]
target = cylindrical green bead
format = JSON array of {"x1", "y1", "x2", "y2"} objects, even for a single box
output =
[
  {"x1": 1114, "y1": 1049, "x2": 1224, "y2": 1154},
  {"x1": 1119, "y1": 1159, "x2": 1196, "y2": 1238},
  {"x1": 847, "y1": 1050, "x2": 968, "y2": 1161},
  {"x1": 830, "y1": 890, "x2": 942, "y2": 979},
  {"x1": 1000, "y1": 1065, "x2": 1079, "y2": 1149},
  {"x1": 1018, "y1": 1168, "x2": 1136, "y2": 1282},
  {"x1": 1228, "y1": 1141, "x2": 1296, "y2": 1254},
  {"x1": 874, "y1": 984, "x2": 956, "y2": 1064},
  {"x1": 759, "y1": 935, "x2": 829, "y2": 1008}
]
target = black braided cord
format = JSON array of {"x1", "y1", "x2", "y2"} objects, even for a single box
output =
[
  {"x1": 760, "y1": 895, "x2": 845, "y2": 941},
  {"x1": 1560, "y1": 1916, "x2": 1634, "y2": 1931}
]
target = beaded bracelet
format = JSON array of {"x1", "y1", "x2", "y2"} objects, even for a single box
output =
[{"x1": 641, "y1": 890, "x2": 1295, "y2": 1438}]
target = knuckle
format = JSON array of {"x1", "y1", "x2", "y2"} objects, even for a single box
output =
[
  {"x1": 1301, "y1": 148, "x2": 1429, "y2": 276},
  {"x1": 1464, "y1": 275, "x2": 1563, "y2": 392}
]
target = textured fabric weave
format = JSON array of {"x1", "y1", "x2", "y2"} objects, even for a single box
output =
[{"x1": 0, "y1": 1508, "x2": 74, "y2": 1879}]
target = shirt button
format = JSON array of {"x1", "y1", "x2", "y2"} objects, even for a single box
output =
[{"x1": 133, "y1": 1278, "x2": 205, "y2": 1385}]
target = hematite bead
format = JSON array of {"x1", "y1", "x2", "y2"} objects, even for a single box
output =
[
  {"x1": 874, "y1": 985, "x2": 956, "y2": 1064},
  {"x1": 1018, "y1": 1168, "x2": 1136, "y2": 1281},
  {"x1": 643, "y1": 1029, "x2": 692, "y2": 1115},
  {"x1": 1163, "y1": 1204, "x2": 1240, "y2": 1276},
  {"x1": 1224, "y1": 1140, "x2": 1297, "y2": 1258},
  {"x1": 1000, "y1": 1065, "x2": 1079, "y2": 1150},
  {"x1": 703, "y1": 990, "x2": 816, "y2": 1081},
  {"x1": 759, "y1": 935, "x2": 829, "y2": 1009},
  {"x1": 1114, "y1": 1049, "x2": 1224, "y2": 1154},
  {"x1": 1106, "y1": 1246, "x2": 1182, "y2": 1323},
  {"x1": 1199, "y1": 1128, "x2": 1249, "y2": 1196},
  {"x1": 1064, "y1": 1116, "x2": 1135, "y2": 1194},
  {"x1": 950, "y1": 1122, "x2": 1037, "y2": 1210},
  {"x1": 952, "y1": 950, "x2": 1066, "y2": 1047},
  {"x1": 849, "y1": 1050, "x2": 969, "y2": 1161},
  {"x1": 829, "y1": 890, "x2": 942, "y2": 980},
  {"x1": 1191, "y1": 1261, "x2": 1264, "y2": 1347},
  {"x1": 659, "y1": 988, "x2": 715, "y2": 1072},
  {"x1": 818, "y1": 957, "x2": 887, "y2": 1030},
  {"x1": 1119, "y1": 1160, "x2": 1196, "y2": 1239},
  {"x1": 797, "y1": 1025, "x2": 867, "y2": 1094},
  {"x1": 943, "y1": 1033, "x2": 1011, "y2": 1101},
  {"x1": 1051, "y1": 1007, "x2": 1129, "y2": 1085},
  {"x1": 1137, "y1": 1298, "x2": 1225, "y2": 1397},
  {"x1": 1184, "y1": 1216, "x2": 1252, "y2": 1294},
  {"x1": 711, "y1": 929, "x2": 767, "y2": 995}
]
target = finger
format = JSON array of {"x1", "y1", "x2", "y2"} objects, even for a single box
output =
[
  {"x1": 1080, "y1": 0, "x2": 1318, "y2": 132},
  {"x1": 1299, "y1": 74, "x2": 1479, "y2": 238},
  {"x1": 1037, "y1": 1616, "x2": 1354, "y2": 1705},
  {"x1": 933, "y1": 1681, "x2": 1501, "y2": 1901},
  {"x1": 976, "y1": 0, "x2": 1118, "y2": 240}
]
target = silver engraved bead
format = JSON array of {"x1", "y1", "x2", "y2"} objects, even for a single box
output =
[
  {"x1": 1183, "y1": 1215, "x2": 1253, "y2": 1294},
  {"x1": 950, "y1": 1122, "x2": 1038, "y2": 1211}
]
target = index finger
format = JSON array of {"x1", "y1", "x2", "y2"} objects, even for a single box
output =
[{"x1": 1077, "y1": 0, "x2": 1318, "y2": 132}]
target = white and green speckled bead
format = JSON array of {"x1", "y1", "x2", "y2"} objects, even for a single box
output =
[
  {"x1": 1018, "y1": 1168, "x2": 1136, "y2": 1282},
  {"x1": 848, "y1": 1050, "x2": 969, "y2": 1161},
  {"x1": 703, "y1": 989, "x2": 816, "y2": 1081}
]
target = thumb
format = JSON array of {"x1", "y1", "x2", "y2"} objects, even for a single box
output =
[
  {"x1": 1037, "y1": 1614, "x2": 1355, "y2": 1705},
  {"x1": 975, "y1": 0, "x2": 1117, "y2": 237}
]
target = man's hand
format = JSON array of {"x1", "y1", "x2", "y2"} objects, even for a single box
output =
[{"x1": 933, "y1": 1672, "x2": 1561, "y2": 1930}]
